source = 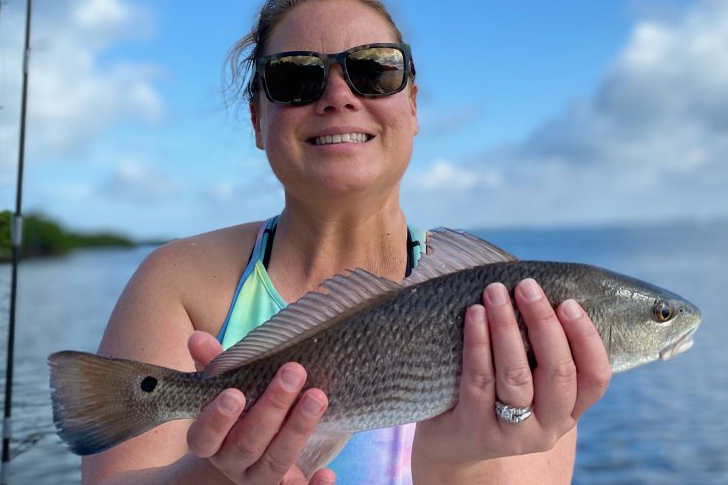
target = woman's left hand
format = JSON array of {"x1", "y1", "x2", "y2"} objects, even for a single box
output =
[{"x1": 412, "y1": 278, "x2": 612, "y2": 470}]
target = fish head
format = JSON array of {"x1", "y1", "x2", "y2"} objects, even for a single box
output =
[{"x1": 580, "y1": 267, "x2": 701, "y2": 373}]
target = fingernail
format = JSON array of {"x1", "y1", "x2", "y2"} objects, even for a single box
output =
[
  {"x1": 219, "y1": 391, "x2": 242, "y2": 415},
  {"x1": 301, "y1": 394, "x2": 325, "y2": 416},
  {"x1": 562, "y1": 299, "x2": 583, "y2": 319},
  {"x1": 520, "y1": 278, "x2": 542, "y2": 301},
  {"x1": 203, "y1": 338, "x2": 218, "y2": 356},
  {"x1": 485, "y1": 283, "x2": 508, "y2": 305},
  {"x1": 468, "y1": 304, "x2": 485, "y2": 322},
  {"x1": 281, "y1": 366, "x2": 304, "y2": 391}
]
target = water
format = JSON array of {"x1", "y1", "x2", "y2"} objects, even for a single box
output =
[
  {"x1": 0, "y1": 223, "x2": 726, "y2": 484},
  {"x1": 0, "y1": 246, "x2": 157, "y2": 484},
  {"x1": 479, "y1": 223, "x2": 728, "y2": 485}
]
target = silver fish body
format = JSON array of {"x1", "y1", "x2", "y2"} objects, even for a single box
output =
[{"x1": 48, "y1": 230, "x2": 701, "y2": 473}]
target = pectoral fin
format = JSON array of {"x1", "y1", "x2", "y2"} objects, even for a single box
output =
[{"x1": 297, "y1": 429, "x2": 353, "y2": 478}]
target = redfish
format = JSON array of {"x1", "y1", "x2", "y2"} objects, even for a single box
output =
[{"x1": 48, "y1": 229, "x2": 701, "y2": 476}]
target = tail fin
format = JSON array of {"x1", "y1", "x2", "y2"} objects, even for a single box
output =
[{"x1": 48, "y1": 350, "x2": 193, "y2": 455}]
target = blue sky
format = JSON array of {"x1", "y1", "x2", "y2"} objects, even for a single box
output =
[{"x1": 0, "y1": 0, "x2": 725, "y2": 239}]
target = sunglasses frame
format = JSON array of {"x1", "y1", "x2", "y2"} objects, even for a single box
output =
[{"x1": 255, "y1": 43, "x2": 413, "y2": 105}]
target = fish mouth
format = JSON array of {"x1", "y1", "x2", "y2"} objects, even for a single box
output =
[{"x1": 659, "y1": 328, "x2": 697, "y2": 361}]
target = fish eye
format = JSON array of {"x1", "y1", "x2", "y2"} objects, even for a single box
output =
[
  {"x1": 140, "y1": 376, "x2": 158, "y2": 393},
  {"x1": 653, "y1": 300, "x2": 674, "y2": 323}
]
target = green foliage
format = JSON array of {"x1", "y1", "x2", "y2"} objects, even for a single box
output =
[
  {"x1": 0, "y1": 211, "x2": 12, "y2": 261},
  {"x1": 0, "y1": 211, "x2": 135, "y2": 261}
]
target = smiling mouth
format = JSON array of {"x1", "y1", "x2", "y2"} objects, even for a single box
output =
[{"x1": 306, "y1": 133, "x2": 374, "y2": 146}]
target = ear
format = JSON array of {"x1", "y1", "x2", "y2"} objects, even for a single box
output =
[
  {"x1": 410, "y1": 83, "x2": 419, "y2": 136},
  {"x1": 249, "y1": 101, "x2": 264, "y2": 150}
]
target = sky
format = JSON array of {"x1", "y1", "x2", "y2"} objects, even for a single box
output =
[{"x1": 0, "y1": 0, "x2": 725, "y2": 240}]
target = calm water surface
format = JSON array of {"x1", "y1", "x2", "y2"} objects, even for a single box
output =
[{"x1": 0, "y1": 223, "x2": 726, "y2": 484}]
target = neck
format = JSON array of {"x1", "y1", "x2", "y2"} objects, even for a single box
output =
[{"x1": 266, "y1": 186, "x2": 409, "y2": 301}]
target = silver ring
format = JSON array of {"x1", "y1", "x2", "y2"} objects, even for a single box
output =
[{"x1": 495, "y1": 400, "x2": 533, "y2": 424}]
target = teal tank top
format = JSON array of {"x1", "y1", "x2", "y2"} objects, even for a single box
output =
[{"x1": 216, "y1": 215, "x2": 426, "y2": 484}]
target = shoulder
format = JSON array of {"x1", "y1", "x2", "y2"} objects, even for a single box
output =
[
  {"x1": 144, "y1": 222, "x2": 264, "y2": 331},
  {"x1": 102, "y1": 222, "x2": 260, "y2": 358},
  {"x1": 134, "y1": 221, "x2": 263, "y2": 298},
  {"x1": 144, "y1": 221, "x2": 261, "y2": 273}
]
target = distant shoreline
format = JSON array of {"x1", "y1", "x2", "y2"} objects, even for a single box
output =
[{"x1": 0, "y1": 211, "x2": 162, "y2": 262}]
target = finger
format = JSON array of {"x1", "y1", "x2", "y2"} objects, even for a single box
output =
[
  {"x1": 187, "y1": 388, "x2": 245, "y2": 458},
  {"x1": 458, "y1": 304, "x2": 497, "y2": 418},
  {"x1": 484, "y1": 282, "x2": 533, "y2": 410},
  {"x1": 283, "y1": 468, "x2": 336, "y2": 485},
  {"x1": 247, "y1": 388, "x2": 328, "y2": 482},
  {"x1": 557, "y1": 299, "x2": 612, "y2": 419},
  {"x1": 188, "y1": 331, "x2": 223, "y2": 372},
  {"x1": 213, "y1": 363, "x2": 307, "y2": 470},
  {"x1": 309, "y1": 468, "x2": 336, "y2": 485},
  {"x1": 515, "y1": 279, "x2": 577, "y2": 426}
]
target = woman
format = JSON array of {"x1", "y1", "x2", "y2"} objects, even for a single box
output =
[{"x1": 82, "y1": 0, "x2": 611, "y2": 484}]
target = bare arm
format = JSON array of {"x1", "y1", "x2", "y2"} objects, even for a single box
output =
[{"x1": 81, "y1": 238, "x2": 335, "y2": 485}]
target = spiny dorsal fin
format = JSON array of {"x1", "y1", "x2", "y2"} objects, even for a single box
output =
[
  {"x1": 403, "y1": 228, "x2": 518, "y2": 287},
  {"x1": 203, "y1": 269, "x2": 401, "y2": 378}
]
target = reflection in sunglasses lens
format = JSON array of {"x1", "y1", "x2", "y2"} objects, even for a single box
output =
[
  {"x1": 266, "y1": 55, "x2": 325, "y2": 103},
  {"x1": 263, "y1": 47, "x2": 406, "y2": 103},
  {"x1": 347, "y1": 48, "x2": 405, "y2": 95}
]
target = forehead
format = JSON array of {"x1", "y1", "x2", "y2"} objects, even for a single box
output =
[{"x1": 265, "y1": 0, "x2": 398, "y2": 55}]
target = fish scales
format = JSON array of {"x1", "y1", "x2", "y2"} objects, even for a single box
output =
[{"x1": 177, "y1": 261, "x2": 635, "y2": 432}]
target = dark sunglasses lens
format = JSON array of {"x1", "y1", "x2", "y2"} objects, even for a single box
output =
[
  {"x1": 346, "y1": 47, "x2": 405, "y2": 95},
  {"x1": 265, "y1": 55, "x2": 325, "y2": 103}
]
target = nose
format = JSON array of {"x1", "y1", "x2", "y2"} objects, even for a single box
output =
[{"x1": 314, "y1": 64, "x2": 362, "y2": 114}]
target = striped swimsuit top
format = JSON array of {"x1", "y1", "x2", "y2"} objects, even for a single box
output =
[{"x1": 216, "y1": 215, "x2": 426, "y2": 485}]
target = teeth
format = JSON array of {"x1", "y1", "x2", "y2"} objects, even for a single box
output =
[{"x1": 314, "y1": 133, "x2": 369, "y2": 145}]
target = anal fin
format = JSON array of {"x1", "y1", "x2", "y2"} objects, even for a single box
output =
[{"x1": 297, "y1": 429, "x2": 352, "y2": 479}]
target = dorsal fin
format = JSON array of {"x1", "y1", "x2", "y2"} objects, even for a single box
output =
[
  {"x1": 203, "y1": 269, "x2": 401, "y2": 378},
  {"x1": 403, "y1": 228, "x2": 517, "y2": 287}
]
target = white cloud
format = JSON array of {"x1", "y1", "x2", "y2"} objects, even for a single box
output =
[
  {"x1": 208, "y1": 181, "x2": 236, "y2": 202},
  {"x1": 102, "y1": 159, "x2": 183, "y2": 202},
  {"x1": 406, "y1": 0, "x2": 728, "y2": 229},
  {"x1": 409, "y1": 159, "x2": 482, "y2": 191},
  {"x1": 0, "y1": 0, "x2": 161, "y2": 160},
  {"x1": 73, "y1": 0, "x2": 132, "y2": 32}
]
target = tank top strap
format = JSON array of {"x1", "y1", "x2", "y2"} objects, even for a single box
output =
[
  {"x1": 408, "y1": 225, "x2": 427, "y2": 267},
  {"x1": 217, "y1": 216, "x2": 279, "y2": 343}
]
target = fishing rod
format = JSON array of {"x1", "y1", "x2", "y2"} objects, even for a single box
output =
[{"x1": 1, "y1": 0, "x2": 33, "y2": 482}]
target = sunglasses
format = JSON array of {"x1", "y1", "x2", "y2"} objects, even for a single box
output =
[{"x1": 255, "y1": 43, "x2": 413, "y2": 105}]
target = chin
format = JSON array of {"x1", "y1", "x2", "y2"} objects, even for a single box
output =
[{"x1": 313, "y1": 164, "x2": 392, "y2": 192}]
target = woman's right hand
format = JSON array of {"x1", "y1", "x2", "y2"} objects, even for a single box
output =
[{"x1": 185, "y1": 331, "x2": 336, "y2": 485}]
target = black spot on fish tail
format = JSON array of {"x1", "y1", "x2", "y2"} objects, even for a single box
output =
[{"x1": 140, "y1": 376, "x2": 157, "y2": 393}]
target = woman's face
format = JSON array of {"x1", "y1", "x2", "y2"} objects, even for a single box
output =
[{"x1": 251, "y1": 0, "x2": 418, "y2": 202}]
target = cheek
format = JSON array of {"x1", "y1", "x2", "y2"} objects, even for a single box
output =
[
  {"x1": 260, "y1": 107, "x2": 286, "y2": 145},
  {"x1": 379, "y1": 106, "x2": 415, "y2": 162},
  {"x1": 381, "y1": 95, "x2": 417, "y2": 139},
  {"x1": 258, "y1": 116, "x2": 300, "y2": 184},
  {"x1": 260, "y1": 108, "x2": 302, "y2": 155}
]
